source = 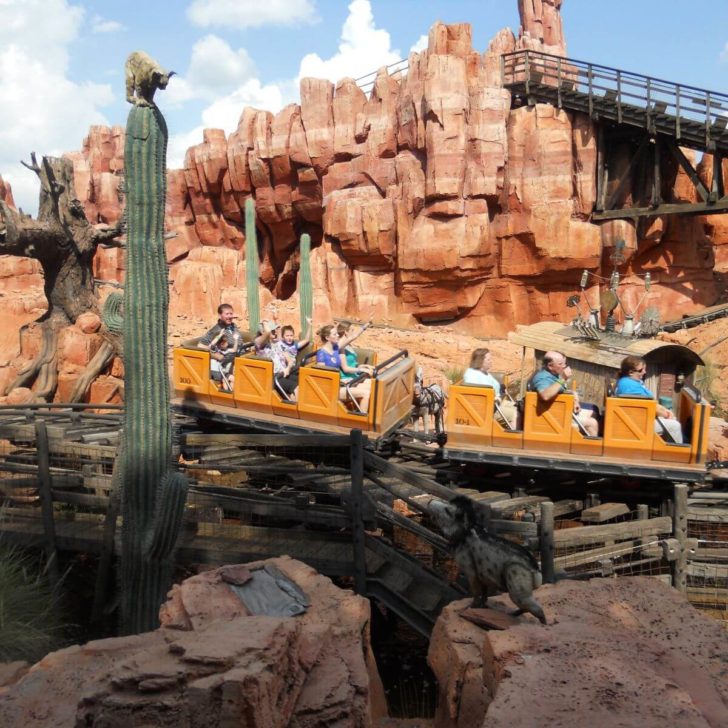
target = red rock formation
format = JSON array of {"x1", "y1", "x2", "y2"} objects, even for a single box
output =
[
  {"x1": 1, "y1": 1, "x2": 723, "y2": 348},
  {"x1": 0, "y1": 557, "x2": 387, "y2": 727},
  {"x1": 428, "y1": 577, "x2": 728, "y2": 728}
]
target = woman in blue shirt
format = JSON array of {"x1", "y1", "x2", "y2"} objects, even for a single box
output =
[
  {"x1": 315, "y1": 323, "x2": 373, "y2": 412},
  {"x1": 615, "y1": 355, "x2": 683, "y2": 443}
]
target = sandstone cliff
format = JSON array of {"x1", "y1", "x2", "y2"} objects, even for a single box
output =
[{"x1": 0, "y1": 1, "x2": 726, "y2": 403}]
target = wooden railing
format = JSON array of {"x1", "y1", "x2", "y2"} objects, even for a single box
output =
[{"x1": 501, "y1": 49, "x2": 728, "y2": 150}]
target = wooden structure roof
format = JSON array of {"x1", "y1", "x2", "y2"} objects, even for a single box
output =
[{"x1": 508, "y1": 321, "x2": 704, "y2": 371}]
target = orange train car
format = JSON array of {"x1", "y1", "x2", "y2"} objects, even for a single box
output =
[
  {"x1": 172, "y1": 342, "x2": 416, "y2": 442},
  {"x1": 443, "y1": 385, "x2": 712, "y2": 482},
  {"x1": 443, "y1": 321, "x2": 713, "y2": 483}
]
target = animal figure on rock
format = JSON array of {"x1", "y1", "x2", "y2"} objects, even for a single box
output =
[
  {"x1": 412, "y1": 367, "x2": 446, "y2": 434},
  {"x1": 125, "y1": 51, "x2": 176, "y2": 107},
  {"x1": 429, "y1": 495, "x2": 547, "y2": 624}
]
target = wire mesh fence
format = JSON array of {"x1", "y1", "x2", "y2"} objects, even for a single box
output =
[
  {"x1": 686, "y1": 502, "x2": 728, "y2": 629},
  {"x1": 553, "y1": 507, "x2": 674, "y2": 582}
]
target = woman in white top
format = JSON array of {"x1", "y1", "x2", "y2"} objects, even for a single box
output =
[{"x1": 463, "y1": 348, "x2": 518, "y2": 429}]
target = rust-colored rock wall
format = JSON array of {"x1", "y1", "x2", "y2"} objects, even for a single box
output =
[{"x1": 1, "y1": 2, "x2": 723, "y2": 350}]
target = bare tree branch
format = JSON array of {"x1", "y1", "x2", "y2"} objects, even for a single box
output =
[{"x1": 20, "y1": 152, "x2": 41, "y2": 176}]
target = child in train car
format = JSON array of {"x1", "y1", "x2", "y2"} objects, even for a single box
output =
[
  {"x1": 210, "y1": 333, "x2": 235, "y2": 391},
  {"x1": 256, "y1": 320, "x2": 300, "y2": 401},
  {"x1": 615, "y1": 355, "x2": 684, "y2": 443},
  {"x1": 316, "y1": 322, "x2": 373, "y2": 412},
  {"x1": 463, "y1": 348, "x2": 519, "y2": 429},
  {"x1": 278, "y1": 317, "x2": 313, "y2": 364}
]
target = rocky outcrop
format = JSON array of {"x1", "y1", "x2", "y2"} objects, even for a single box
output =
[
  {"x1": 428, "y1": 577, "x2": 728, "y2": 728},
  {"x1": 0, "y1": 557, "x2": 387, "y2": 727},
  {"x1": 0, "y1": 0, "x2": 723, "y2": 377}
]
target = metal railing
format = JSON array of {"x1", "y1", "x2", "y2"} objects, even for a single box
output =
[{"x1": 501, "y1": 49, "x2": 728, "y2": 151}]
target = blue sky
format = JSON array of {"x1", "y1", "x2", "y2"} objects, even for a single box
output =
[{"x1": 2, "y1": 0, "x2": 728, "y2": 213}]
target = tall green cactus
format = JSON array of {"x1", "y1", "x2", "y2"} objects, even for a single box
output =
[
  {"x1": 245, "y1": 198, "x2": 260, "y2": 332},
  {"x1": 119, "y1": 103, "x2": 187, "y2": 634},
  {"x1": 299, "y1": 233, "x2": 312, "y2": 335}
]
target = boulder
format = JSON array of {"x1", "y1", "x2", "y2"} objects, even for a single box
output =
[
  {"x1": 429, "y1": 577, "x2": 728, "y2": 728},
  {"x1": 0, "y1": 557, "x2": 387, "y2": 728}
]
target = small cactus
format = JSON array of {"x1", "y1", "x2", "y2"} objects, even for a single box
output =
[
  {"x1": 101, "y1": 292, "x2": 124, "y2": 334},
  {"x1": 299, "y1": 233, "x2": 312, "y2": 336},
  {"x1": 245, "y1": 198, "x2": 260, "y2": 332}
]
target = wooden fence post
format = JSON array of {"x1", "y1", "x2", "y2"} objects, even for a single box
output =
[
  {"x1": 672, "y1": 483, "x2": 688, "y2": 592},
  {"x1": 350, "y1": 429, "x2": 367, "y2": 595},
  {"x1": 35, "y1": 420, "x2": 59, "y2": 587},
  {"x1": 539, "y1": 501, "x2": 555, "y2": 583}
]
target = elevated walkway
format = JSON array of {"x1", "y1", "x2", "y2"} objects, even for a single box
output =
[
  {"x1": 502, "y1": 50, "x2": 728, "y2": 220},
  {"x1": 502, "y1": 50, "x2": 728, "y2": 155}
]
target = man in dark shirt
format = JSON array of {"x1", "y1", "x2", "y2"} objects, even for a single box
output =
[{"x1": 199, "y1": 303, "x2": 244, "y2": 354}]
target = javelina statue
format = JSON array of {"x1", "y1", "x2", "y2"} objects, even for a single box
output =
[
  {"x1": 125, "y1": 51, "x2": 175, "y2": 107},
  {"x1": 429, "y1": 495, "x2": 547, "y2": 624}
]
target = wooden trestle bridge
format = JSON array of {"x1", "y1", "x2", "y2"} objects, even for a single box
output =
[
  {"x1": 501, "y1": 49, "x2": 728, "y2": 221},
  {"x1": 1, "y1": 405, "x2": 726, "y2": 634}
]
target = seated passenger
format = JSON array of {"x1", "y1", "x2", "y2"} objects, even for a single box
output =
[
  {"x1": 278, "y1": 317, "x2": 313, "y2": 364},
  {"x1": 199, "y1": 303, "x2": 243, "y2": 354},
  {"x1": 256, "y1": 320, "x2": 299, "y2": 400},
  {"x1": 210, "y1": 333, "x2": 234, "y2": 391},
  {"x1": 316, "y1": 323, "x2": 372, "y2": 412},
  {"x1": 463, "y1": 348, "x2": 518, "y2": 429},
  {"x1": 528, "y1": 351, "x2": 600, "y2": 436},
  {"x1": 615, "y1": 355, "x2": 683, "y2": 444}
]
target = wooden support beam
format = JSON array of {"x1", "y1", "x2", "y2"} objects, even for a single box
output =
[
  {"x1": 592, "y1": 197, "x2": 728, "y2": 220},
  {"x1": 350, "y1": 430, "x2": 367, "y2": 596},
  {"x1": 35, "y1": 420, "x2": 59, "y2": 587},
  {"x1": 665, "y1": 140, "x2": 710, "y2": 201},
  {"x1": 596, "y1": 125, "x2": 607, "y2": 211},
  {"x1": 539, "y1": 501, "x2": 555, "y2": 583},
  {"x1": 651, "y1": 137, "x2": 662, "y2": 207},
  {"x1": 712, "y1": 152, "x2": 724, "y2": 200},
  {"x1": 604, "y1": 137, "x2": 649, "y2": 211},
  {"x1": 184, "y1": 433, "x2": 351, "y2": 448},
  {"x1": 672, "y1": 483, "x2": 688, "y2": 592}
]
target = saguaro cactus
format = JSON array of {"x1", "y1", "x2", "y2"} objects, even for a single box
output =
[
  {"x1": 245, "y1": 198, "x2": 260, "y2": 332},
  {"x1": 119, "y1": 102, "x2": 187, "y2": 634},
  {"x1": 299, "y1": 233, "x2": 312, "y2": 335}
]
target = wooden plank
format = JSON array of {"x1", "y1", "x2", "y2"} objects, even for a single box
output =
[
  {"x1": 490, "y1": 496, "x2": 549, "y2": 517},
  {"x1": 553, "y1": 516, "x2": 672, "y2": 547},
  {"x1": 580, "y1": 503, "x2": 630, "y2": 523},
  {"x1": 184, "y1": 433, "x2": 351, "y2": 448},
  {"x1": 363, "y1": 451, "x2": 458, "y2": 501},
  {"x1": 686, "y1": 562, "x2": 728, "y2": 578}
]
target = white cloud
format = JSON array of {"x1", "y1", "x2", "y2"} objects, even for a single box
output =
[
  {"x1": 0, "y1": 0, "x2": 113, "y2": 213},
  {"x1": 167, "y1": 126, "x2": 206, "y2": 169},
  {"x1": 91, "y1": 16, "x2": 125, "y2": 34},
  {"x1": 165, "y1": 34, "x2": 258, "y2": 106},
  {"x1": 187, "y1": 0, "x2": 317, "y2": 29},
  {"x1": 410, "y1": 34, "x2": 428, "y2": 53},
  {"x1": 297, "y1": 0, "x2": 400, "y2": 83},
  {"x1": 201, "y1": 79, "x2": 287, "y2": 132}
]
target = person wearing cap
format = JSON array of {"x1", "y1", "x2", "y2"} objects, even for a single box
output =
[{"x1": 199, "y1": 303, "x2": 243, "y2": 354}]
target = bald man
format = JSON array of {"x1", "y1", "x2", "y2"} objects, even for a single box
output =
[{"x1": 529, "y1": 351, "x2": 599, "y2": 436}]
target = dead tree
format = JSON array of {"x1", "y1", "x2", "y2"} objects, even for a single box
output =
[{"x1": 0, "y1": 153, "x2": 124, "y2": 400}]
